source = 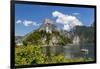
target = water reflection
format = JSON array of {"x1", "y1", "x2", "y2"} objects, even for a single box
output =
[{"x1": 41, "y1": 43, "x2": 95, "y2": 59}]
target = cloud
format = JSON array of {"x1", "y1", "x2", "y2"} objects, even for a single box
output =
[
  {"x1": 52, "y1": 11, "x2": 83, "y2": 31},
  {"x1": 72, "y1": 12, "x2": 80, "y2": 15},
  {"x1": 23, "y1": 20, "x2": 38, "y2": 26},
  {"x1": 16, "y1": 20, "x2": 22, "y2": 24},
  {"x1": 16, "y1": 20, "x2": 40, "y2": 27}
]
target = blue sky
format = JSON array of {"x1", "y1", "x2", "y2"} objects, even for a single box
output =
[{"x1": 15, "y1": 4, "x2": 95, "y2": 36}]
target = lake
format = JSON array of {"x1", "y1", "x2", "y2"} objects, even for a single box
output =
[
  {"x1": 41, "y1": 43, "x2": 95, "y2": 59},
  {"x1": 79, "y1": 43, "x2": 95, "y2": 59}
]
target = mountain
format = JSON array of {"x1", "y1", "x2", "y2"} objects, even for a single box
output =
[
  {"x1": 72, "y1": 25, "x2": 94, "y2": 43},
  {"x1": 15, "y1": 36, "x2": 23, "y2": 45},
  {"x1": 22, "y1": 19, "x2": 72, "y2": 46},
  {"x1": 15, "y1": 19, "x2": 95, "y2": 46}
]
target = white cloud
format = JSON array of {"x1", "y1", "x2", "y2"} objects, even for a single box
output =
[
  {"x1": 72, "y1": 12, "x2": 80, "y2": 15},
  {"x1": 64, "y1": 24, "x2": 70, "y2": 31},
  {"x1": 16, "y1": 20, "x2": 22, "y2": 24},
  {"x1": 16, "y1": 20, "x2": 40, "y2": 27},
  {"x1": 52, "y1": 11, "x2": 83, "y2": 31}
]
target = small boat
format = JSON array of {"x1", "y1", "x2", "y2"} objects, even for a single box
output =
[{"x1": 81, "y1": 49, "x2": 88, "y2": 54}]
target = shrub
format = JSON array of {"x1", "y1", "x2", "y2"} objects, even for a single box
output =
[{"x1": 15, "y1": 45, "x2": 48, "y2": 66}]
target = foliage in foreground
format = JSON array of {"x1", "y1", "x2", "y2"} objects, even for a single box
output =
[
  {"x1": 15, "y1": 45, "x2": 94, "y2": 66},
  {"x1": 15, "y1": 45, "x2": 48, "y2": 66}
]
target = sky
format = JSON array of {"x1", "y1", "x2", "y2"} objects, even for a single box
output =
[{"x1": 15, "y1": 4, "x2": 95, "y2": 36}]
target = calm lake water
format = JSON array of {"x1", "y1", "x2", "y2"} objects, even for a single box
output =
[
  {"x1": 80, "y1": 43, "x2": 95, "y2": 59},
  {"x1": 42, "y1": 43, "x2": 95, "y2": 59}
]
